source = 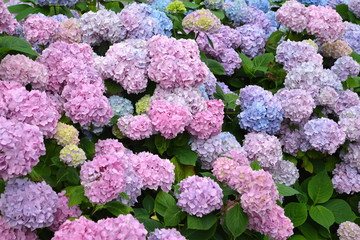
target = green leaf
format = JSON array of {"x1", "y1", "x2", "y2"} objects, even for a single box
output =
[
  {"x1": 103, "y1": 201, "x2": 133, "y2": 216},
  {"x1": 309, "y1": 205, "x2": 335, "y2": 230},
  {"x1": 134, "y1": 208, "x2": 150, "y2": 219},
  {"x1": 284, "y1": 203, "x2": 308, "y2": 227},
  {"x1": 154, "y1": 191, "x2": 176, "y2": 216},
  {"x1": 250, "y1": 159, "x2": 261, "y2": 171},
  {"x1": 187, "y1": 214, "x2": 218, "y2": 230},
  {"x1": 143, "y1": 195, "x2": 154, "y2": 214},
  {"x1": 238, "y1": 52, "x2": 254, "y2": 77},
  {"x1": 276, "y1": 183, "x2": 300, "y2": 197},
  {"x1": 322, "y1": 199, "x2": 356, "y2": 224},
  {"x1": 253, "y1": 53, "x2": 274, "y2": 72},
  {"x1": 224, "y1": 93, "x2": 238, "y2": 109},
  {"x1": 182, "y1": 1, "x2": 199, "y2": 8},
  {"x1": 64, "y1": 185, "x2": 85, "y2": 207},
  {"x1": 138, "y1": 219, "x2": 163, "y2": 232},
  {"x1": 346, "y1": 76, "x2": 360, "y2": 88},
  {"x1": 155, "y1": 135, "x2": 170, "y2": 155},
  {"x1": 164, "y1": 205, "x2": 186, "y2": 227},
  {"x1": 110, "y1": 115, "x2": 120, "y2": 125},
  {"x1": 181, "y1": 222, "x2": 217, "y2": 240},
  {"x1": 119, "y1": 192, "x2": 130, "y2": 201},
  {"x1": 170, "y1": 157, "x2": 195, "y2": 183},
  {"x1": 75, "y1": 1, "x2": 87, "y2": 11},
  {"x1": 289, "y1": 235, "x2": 307, "y2": 240},
  {"x1": 301, "y1": 156, "x2": 313, "y2": 173},
  {"x1": 298, "y1": 222, "x2": 320, "y2": 240},
  {"x1": 265, "y1": 31, "x2": 285, "y2": 54},
  {"x1": 224, "y1": 204, "x2": 248, "y2": 238},
  {"x1": 0, "y1": 36, "x2": 39, "y2": 57},
  {"x1": 308, "y1": 170, "x2": 333, "y2": 204},
  {"x1": 210, "y1": 10, "x2": 225, "y2": 20},
  {"x1": 172, "y1": 146, "x2": 198, "y2": 166},
  {"x1": 207, "y1": 59, "x2": 225, "y2": 75},
  {"x1": 7, "y1": 4, "x2": 31, "y2": 14},
  {"x1": 104, "y1": 79, "x2": 122, "y2": 94},
  {"x1": 15, "y1": 6, "x2": 41, "y2": 21},
  {"x1": 0, "y1": 179, "x2": 5, "y2": 195},
  {"x1": 60, "y1": 6, "x2": 74, "y2": 18},
  {"x1": 79, "y1": 137, "x2": 95, "y2": 159},
  {"x1": 350, "y1": 51, "x2": 360, "y2": 64},
  {"x1": 336, "y1": 4, "x2": 350, "y2": 21}
]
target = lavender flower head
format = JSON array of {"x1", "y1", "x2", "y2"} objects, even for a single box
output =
[
  {"x1": 337, "y1": 221, "x2": 360, "y2": 240},
  {"x1": 332, "y1": 162, "x2": 360, "y2": 194},
  {"x1": 267, "y1": 160, "x2": 299, "y2": 186},
  {"x1": 341, "y1": 21, "x2": 360, "y2": 54},
  {"x1": 304, "y1": 118, "x2": 346, "y2": 154},
  {"x1": 237, "y1": 24, "x2": 266, "y2": 59},
  {"x1": 148, "y1": 228, "x2": 186, "y2": 240},
  {"x1": 339, "y1": 105, "x2": 360, "y2": 142},
  {"x1": 349, "y1": 0, "x2": 360, "y2": 18},
  {"x1": 176, "y1": 175, "x2": 223, "y2": 217},
  {"x1": 0, "y1": 178, "x2": 58, "y2": 230},
  {"x1": 340, "y1": 142, "x2": 360, "y2": 172},
  {"x1": 331, "y1": 56, "x2": 360, "y2": 82}
]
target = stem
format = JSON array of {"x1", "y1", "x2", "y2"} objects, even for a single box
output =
[{"x1": 216, "y1": 201, "x2": 239, "y2": 216}]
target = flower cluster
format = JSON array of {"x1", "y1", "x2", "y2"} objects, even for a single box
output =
[
  {"x1": 183, "y1": 9, "x2": 221, "y2": 33},
  {"x1": 276, "y1": 0, "x2": 307, "y2": 33},
  {"x1": 340, "y1": 142, "x2": 360, "y2": 172},
  {"x1": 52, "y1": 216, "x2": 100, "y2": 240},
  {"x1": 331, "y1": 56, "x2": 360, "y2": 82},
  {"x1": 339, "y1": 106, "x2": 360, "y2": 142},
  {"x1": 0, "y1": 54, "x2": 49, "y2": 90},
  {"x1": 152, "y1": 0, "x2": 171, "y2": 12},
  {"x1": 337, "y1": 221, "x2": 360, "y2": 240},
  {"x1": 304, "y1": 118, "x2": 346, "y2": 154},
  {"x1": 118, "y1": 3, "x2": 172, "y2": 40},
  {"x1": 238, "y1": 85, "x2": 283, "y2": 134},
  {"x1": 176, "y1": 175, "x2": 223, "y2": 217},
  {"x1": 267, "y1": 160, "x2": 299, "y2": 186},
  {"x1": 23, "y1": 15, "x2": 60, "y2": 45},
  {"x1": 95, "y1": 39, "x2": 149, "y2": 94},
  {"x1": 53, "y1": 19, "x2": 83, "y2": 44},
  {"x1": 108, "y1": 96, "x2": 134, "y2": 117},
  {"x1": 0, "y1": 178, "x2": 58, "y2": 230},
  {"x1": 59, "y1": 144, "x2": 86, "y2": 167},
  {"x1": 147, "y1": 35, "x2": 208, "y2": 89},
  {"x1": 136, "y1": 95, "x2": 151, "y2": 114},
  {"x1": 349, "y1": 0, "x2": 360, "y2": 18},
  {"x1": 166, "y1": 1, "x2": 186, "y2": 14},
  {"x1": 332, "y1": 162, "x2": 360, "y2": 194},
  {"x1": 341, "y1": 21, "x2": 360, "y2": 54},
  {"x1": 0, "y1": 0, "x2": 18, "y2": 35},
  {"x1": 54, "y1": 122, "x2": 79, "y2": 147},
  {"x1": 117, "y1": 114, "x2": 154, "y2": 140},
  {"x1": 148, "y1": 228, "x2": 186, "y2": 240},
  {"x1": 132, "y1": 152, "x2": 175, "y2": 192},
  {"x1": 321, "y1": 40, "x2": 352, "y2": 59},
  {"x1": 237, "y1": 24, "x2": 266, "y2": 59},
  {"x1": 0, "y1": 216, "x2": 38, "y2": 240},
  {"x1": 333, "y1": 90, "x2": 360, "y2": 115}
]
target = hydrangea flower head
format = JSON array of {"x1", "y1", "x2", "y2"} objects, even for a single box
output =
[
  {"x1": 108, "y1": 96, "x2": 134, "y2": 117},
  {"x1": 349, "y1": 0, "x2": 360, "y2": 18},
  {"x1": 276, "y1": 0, "x2": 307, "y2": 33},
  {"x1": 204, "y1": 0, "x2": 224, "y2": 10},
  {"x1": 337, "y1": 221, "x2": 360, "y2": 240},
  {"x1": 23, "y1": 15, "x2": 60, "y2": 45},
  {"x1": 148, "y1": 228, "x2": 186, "y2": 240},
  {"x1": 166, "y1": 1, "x2": 186, "y2": 14},
  {"x1": 177, "y1": 175, "x2": 223, "y2": 217},
  {"x1": 0, "y1": 178, "x2": 58, "y2": 230},
  {"x1": 54, "y1": 122, "x2": 79, "y2": 147},
  {"x1": 237, "y1": 24, "x2": 266, "y2": 59},
  {"x1": 117, "y1": 114, "x2": 154, "y2": 140},
  {"x1": 331, "y1": 56, "x2": 360, "y2": 82},
  {"x1": 341, "y1": 21, "x2": 360, "y2": 54},
  {"x1": 0, "y1": 216, "x2": 38, "y2": 240},
  {"x1": 267, "y1": 160, "x2": 299, "y2": 186},
  {"x1": 152, "y1": 0, "x2": 171, "y2": 12},
  {"x1": 332, "y1": 162, "x2": 360, "y2": 194},
  {"x1": 339, "y1": 106, "x2": 360, "y2": 142},
  {"x1": 0, "y1": 1, "x2": 19, "y2": 35},
  {"x1": 183, "y1": 9, "x2": 221, "y2": 33},
  {"x1": 333, "y1": 90, "x2": 360, "y2": 115},
  {"x1": 52, "y1": 216, "x2": 100, "y2": 239},
  {"x1": 53, "y1": 19, "x2": 83, "y2": 43},
  {"x1": 340, "y1": 142, "x2": 360, "y2": 172},
  {"x1": 136, "y1": 95, "x2": 151, "y2": 114},
  {"x1": 321, "y1": 40, "x2": 352, "y2": 59},
  {"x1": 60, "y1": 144, "x2": 86, "y2": 167}
]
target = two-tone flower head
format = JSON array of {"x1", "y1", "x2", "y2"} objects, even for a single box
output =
[
  {"x1": 117, "y1": 114, "x2": 154, "y2": 140},
  {"x1": 59, "y1": 144, "x2": 86, "y2": 167},
  {"x1": 339, "y1": 106, "x2": 360, "y2": 142},
  {"x1": 0, "y1": 0, "x2": 19, "y2": 35},
  {"x1": 321, "y1": 40, "x2": 352, "y2": 59},
  {"x1": 54, "y1": 122, "x2": 79, "y2": 146},
  {"x1": 337, "y1": 221, "x2": 360, "y2": 240},
  {"x1": 183, "y1": 9, "x2": 221, "y2": 33},
  {"x1": 331, "y1": 56, "x2": 360, "y2": 82}
]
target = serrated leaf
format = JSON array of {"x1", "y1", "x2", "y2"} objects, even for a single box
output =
[
  {"x1": 308, "y1": 170, "x2": 333, "y2": 204},
  {"x1": 15, "y1": 6, "x2": 41, "y2": 21},
  {"x1": 155, "y1": 135, "x2": 170, "y2": 155},
  {"x1": 64, "y1": 185, "x2": 85, "y2": 207},
  {"x1": 276, "y1": 183, "x2": 300, "y2": 197},
  {"x1": 143, "y1": 195, "x2": 154, "y2": 214},
  {"x1": 172, "y1": 146, "x2": 198, "y2": 166},
  {"x1": 309, "y1": 205, "x2": 335, "y2": 230},
  {"x1": 187, "y1": 214, "x2": 217, "y2": 230},
  {"x1": 7, "y1": 4, "x2": 31, "y2": 14},
  {"x1": 298, "y1": 222, "x2": 320, "y2": 240},
  {"x1": 154, "y1": 191, "x2": 176, "y2": 216},
  {"x1": 224, "y1": 93, "x2": 238, "y2": 109},
  {"x1": 322, "y1": 199, "x2": 356, "y2": 224},
  {"x1": 164, "y1": 205, "x2": 186, "y2": 227},
  {"x1": 207, "y1": 59, "x2": 225, "y2": 75},
  {"x1": 284, "y1": 203, "x2": 307, "y2": 227},
  {"x1": 210, "y1": 10, "x2": 225, "y2": 20},
  {"x1": 103, "y1": 201, "x2": 133, "y2": 216},
  {"x1": 253, "y1": 53, "x2": 274, "y2": 73},
  {"x1": 0, "y1": 36, "x2": 39, "y2": 57},
  {"x1": 250, "y1": 159, "x2": 261, "y2": 171},
  {"x1": 225, "y1": 204, "x2": 248, "y2": 238},
  {"x1": 238, "y1": 52, "x2": 254, "y2": 77}
]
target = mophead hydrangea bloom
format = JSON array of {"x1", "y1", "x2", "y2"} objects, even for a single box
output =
[
  {"x1": 53, "y1": 19, "x2": 83, "y2": 44},
  {"x1": 212, "y1": 157, "x2": 249, "y2": 187},
  {"x1": 279, "y1": 121, "x2": 310, "y2": 156},
  {"x1": 299, "y1": 0, "x2": 327, "y2": 5},
  {"x1": 176, "y1": 175, "x2": 223, "y2": 217},
  {"x1": 132, "y1": 152, "x2": 175, "y2": 192},
  {"x1": 190, "y1": 134, "x2": 222, "y2": 169},
  {"x1": 304, "y1": 118, "x2": 346, "y2": 154},
  {"x1": 80, "y1": 153, "x2": 127, "y2": 204},
  {"x1": 54, "y1": 122, "x2": 79, "y2": 147},
  {"x1": 333, "y1": 162, "x2": 360, "y2": 194},
  {"x1": 59, "y1": 144, "x2": 86, "y2": 167},
  {"x1": 204, "y1": 0, "x2": 224, "y2": 10},
  {"x1": 238, "y1": 85, "x2": 283, "y2": 134},
  {"x1": 243, "y1": 132, "x2": 283, "y2": 169},
  {"x1": 222, "y1": 148, "x2": 250, "y2": 166},
  {"x1": 340, "y1": 142, "x2": 360, "y2": 172},
  {"x1": 275, "y1": 89, "x2": 315, "y2": 123},
  {"x1": 38, "y1": 41, "x2": 94, "y2": 93},
  {"x1": 306, "y1": 5, "x2": 344, "y2": 43},
  {"x1": 203, "y1": 70, "x2": 217, "y2": 99},
  {"x1": 0, "y1": 0, "x2": 19, "y2": 35},
  {"x1": 331, "y1": 56, "x2": 360, "y2": 82},
  {"x1": 96, "y1": 39, "x2": 149, "y2": 94},
  {"x1": 79, "y1": 10, "x2": 126, "y2": 46},
  {"x1": 35, "y1": 0, "x2": 78, "y2": 6},
  {"x1": 0, "y1": 54, "x2": 49, "y2": 90},
  {"x1": 152, "y1": 0, "x2": 171, "y2": 12},
  {"x1": 0, "y1": 178, "x2": 58, "y2": 230},
  {"x1": 49, "y1": 191, "x2": 82, "y2": 231},
  {"x1": 276, "y1": 40, "x2": 323, "y2": 72},
  {"x1": 318, "y1": 86, "x2": 339, "y2": 108},
  {"x1": 337, "y1": 221, "x2": 360, "y2": 240},
  {"x1": 333, "y1": 90, "x2": 360, "y2": 115},
  {"x1": 341, "y1": 21, "x2": 360, "y2": 54},
  {"x1": 96, "y1": 214, "x2": 148, "y2": 239},
  {"x1": 147, "y1": 35, "x2": 208, "y2": 89},
  {"x1": 339, "y1": 106, "x2": 360, "y2": 142},
  {"x1": 95, "y1": 139, "x2": 127, "y2": 156},
  {"x1": 275, "y1": 0, "x2": 307, "y2": 33},
  {"x1": 64, "y1": 84, "x2": 113, "y2": 126},
  {"x1": 267, "y1": 160, "x2": 299, "y2": 186},
  {"x1": 0, "y1": 117, "x2": 45, "y2": 180},
  {"x1": 148, "y1": 228, "x2": 186, "y2": 240},
  {"x1": 224, "y1": 1, "x2": 254, "y2": 25},
  {"x1": 237, "y1": 24, "x2": 266, "y2": 59},
  {"x1": 108, "y1": 96, "x2": 134, "y2": 117},
  {"x1": 349, "y1": 0, "x2": 360, "y2": 18},
  {"x1": 247, "y1": 0, "x2": 270, "y2": 13},
  {"x1": 186, "y1": 99, "x2": 224, "y2": 139},
  {"x1": 0, "y1": 216, "x2": 38, "y2": 240},
  {"x1": 118, "y1": 3, "x2": 172, "y2": 39},
  {"x1": 23, "y1": 15, "x2": 60, "y2": 45},
  {"x1": 321, "y1": 40, "x2": 352, "y2": 59},
  {"x1": 166, "y1": 1, "x2": 186, "y2": 13},
  {"x1": 136, "y1": 95, "x2": 151, "y2": 114},
  {"x1": 284, "y1": 62, "x2": 342, "y2": 102},
  {"x1": 52, "y1": 216, "x2": 100, "y2": 240},
  {"x1": 183, "y1": 9, "x2": 221, "y2": 33},
  {"x1": 117, "y1": 114, "x2": 153, "y2": 140},
  {"x1": 147, "y1": 100, "x2": 192, "y2": 139}
]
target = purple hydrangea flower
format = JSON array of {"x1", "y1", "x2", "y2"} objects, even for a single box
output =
[{"x1": 148, "y1": 228, "x2": 186, "y2": 240}]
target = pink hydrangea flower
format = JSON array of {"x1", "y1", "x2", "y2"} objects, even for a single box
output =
[
  {"x1": 23, "y1": 15, "x2": 60, "y2": 45},
  {"x1": 276, "y1": 0, "x2": 307, "y2": 33},
  {"x1": 117, "y1": 114, "x2": 154, "y2": 140},
  {"x1": 0, "y1": 1, "x2": 18, "y2": 35},
  {"x1": 53, "y1": 216, "x2": 100, "y2": 240},
  {"x1": 0, "y1": 216, "x2": 38, "y2": 240}
]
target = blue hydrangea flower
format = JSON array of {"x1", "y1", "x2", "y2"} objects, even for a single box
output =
[
  {"x1": 151, "y1": 0, "x2": 171, "y2": 12},
  {"x1": 204, "y1": 0, "x2": 225, "y2": 10},
  {"x1": 298, "y1": 0, "x2": 327, "y2": 6},
  {"x1": 246, "y1": 0, "x2": 270, "y2": 12},
  {"x1": 108, "y1": 96, "x2": 134, "y2": 117}
]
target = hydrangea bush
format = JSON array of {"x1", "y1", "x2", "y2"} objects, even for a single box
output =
[{"x1": 0, "y1": 0, "x2": 360, "y2": 239}]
